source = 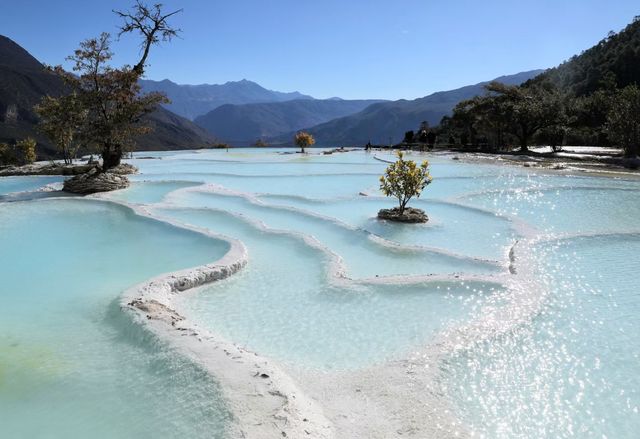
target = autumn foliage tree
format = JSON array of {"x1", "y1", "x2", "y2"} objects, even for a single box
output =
[
  {"x1": 294, "y1": 131, "x2": 315, "y2": 153},
  {"x1": 37, "y1": 2, "x2": 181, "y2": 171},
  {"x1": 379, "y1": 151, "x2": 433, "y2": 214},
  {"x1": 35, "y1": 92, "x2": 86, "y2": 164}
]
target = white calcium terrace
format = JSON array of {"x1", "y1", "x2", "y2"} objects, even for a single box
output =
[{"x1": 1, "y1": 149, "x2": 639, "y2": 438}]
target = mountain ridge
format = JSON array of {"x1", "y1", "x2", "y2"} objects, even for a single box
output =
[
  {"x1": 140, "y1": 78, "x2": 314, "y2": 120},
  {"x1": 194, "y1": 98, "x2": 387, "y2": 144}
]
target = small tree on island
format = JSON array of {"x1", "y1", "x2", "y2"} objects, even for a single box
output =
[
  {"x1": 254, "y1": 139, "x2": 268, "y2": 147},
  {"x1": 378, "y1": 151, "x2": 432, "y2": 222},
  {"x1": 294, "y1": 131, "x2": 315, "y2": 153}
]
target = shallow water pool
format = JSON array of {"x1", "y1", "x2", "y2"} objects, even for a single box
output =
[
  {"x1": 4, "y1": 149, "x2": 640, "y2": 438},
  {"x1": 0, "y1": 199, "x2": 231, "y2": 438}
]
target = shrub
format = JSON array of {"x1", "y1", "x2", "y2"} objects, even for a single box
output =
[
  {"x1": 16, "y1": 137, "x2": 37, "y2": 164},
  {"x1": 0, "y1": 142, "x2": 17, "y2": 166}
]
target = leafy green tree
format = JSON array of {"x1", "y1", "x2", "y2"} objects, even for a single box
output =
[
  {"x1": 417, "y1": 121, "x2": 429, "y2": 143},
  {"x1": 379, "y1": 151, "x2": 432, "y2": 214},
  {"x1": 566, "y1": 90, "x2": 612, "y2": 146},
  {"x1": 426, "y1": 131, "x2": 437, "y2": 149},
  {"x1": 607, "y1": 84, "x2": 640, "y2": 158},
  {"x1": 450, "y1": 94, "x2": 508, "y2": 150},
  {"x1": 485, "y1": 82, "x2": 565, "y2": 152},
  {"x1": 403, "y1": 130, "x2": 415, "y2": 143},
  {"x1": 294, "y1": 131, "x2": 315, "y2": 153}
]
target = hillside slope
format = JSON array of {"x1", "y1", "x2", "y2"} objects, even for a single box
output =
[{"x1": 533, "y1": 18, "x2": 640, "y2": 95}]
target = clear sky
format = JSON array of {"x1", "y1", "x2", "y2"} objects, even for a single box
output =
[{"x1": 2, "y1": 0, "x2": 638, "y2": 100}]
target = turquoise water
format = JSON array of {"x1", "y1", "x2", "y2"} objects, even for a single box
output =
[
  {"x1": 4, "y1": 149, "x2": 640, "y2": 438},
  {"x1": 444, "y1": 235, "x2": 640, "y2": 438},
  {"x1": 104, "y1": 180, "x2": 201, "y2": 204},
  {"x1": 156, "y1": 207, "x2": 502, "y2": 370},
  {"x1": 0, "y1": 199, "x2": 231, "y2": 438},
  {"x1": 0, "y1": 176, "x2": 62, "y2": 198},
  {"x1": 256, "y1": 195, "x2": 516, "y2": 260},
  {"x1": 169, "y1": 191, "x2": 501, "y2": 277}
]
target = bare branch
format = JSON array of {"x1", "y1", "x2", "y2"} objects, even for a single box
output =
[{"x1": 113, "y1": 1, "x2": 183, "y2": 74}]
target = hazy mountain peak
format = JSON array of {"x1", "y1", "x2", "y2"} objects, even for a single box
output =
[{"x1": 140, "y1": 77, "x2": 315, "y2": 120}]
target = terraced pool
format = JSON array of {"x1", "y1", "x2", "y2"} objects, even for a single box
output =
[{"x1": 2, "y1": 149, "x2": 638, "y2": 438}]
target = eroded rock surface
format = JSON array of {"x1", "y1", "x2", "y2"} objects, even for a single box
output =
[
  {"x1": 377, "y1": 207, "x2": 428, "y2": 223},
  {"x1": 63, "y1": 168, "x2": 130, "y2": 194}
]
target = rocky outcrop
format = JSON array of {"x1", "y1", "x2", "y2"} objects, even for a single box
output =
[
  {"x1": 62, "y1": 168, "x2": 130, "y2": 194},
  {"x1": 108, "y1": 163, "x2": 138, "y2": 175},
  {"x1": 377, "y1": 207, "x2": 429, "y2": 223},
  {"x1": 0, "y1": 163, "x2": 97, "y2": 177}
]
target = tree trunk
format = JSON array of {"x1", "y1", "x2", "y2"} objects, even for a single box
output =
[
  {"x1": 519, "y1": 136, "x2": 529, "y2": 153},
  {"x1": 102, "y1": 144, "x2": 122, "y2": 171},
  {"x1": 399, "y1": 197, "x2": 407, "y2": 215},
  {"x1": 625, "y1": 142, "x2": 638, "y2": 158}
]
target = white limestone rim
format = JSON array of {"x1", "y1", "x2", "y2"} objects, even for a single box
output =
[
  {"x1": 99, "y1": 192, "x2": 633, "y2": 435},
  {"x1": 71, "y1": 195, "x2": 337, "y2": 439},
  {"x1": 193, "y1": 182, "x2": 536, "y2": 257},
  {"x1": 153, "y1": 204, "x2": 511, "y2": 296},
  {"x1": 162, "y1": 183, "x2": 507, "y2": 270},
  {"x1": 121, "y1": 151, "x2": 639, "y2": 436},
  {"x1": 77, "y1": 177, "x2": 639, "y2": 437},
  {"x1": 139, "y1": 192, "x2": 537, "y2": 437},
  {"x1": 133, "y1": 170, "x2": 383, "y2": 178},
  {"x1": 139, "y1": 203, "x2": 508, "y2": 438},
  {"x1": 146, "y1": 182, "x2": 552, "y2": 364},
  {"x1": 32, "y1": 174, "x2": 602, "y2": 437},
  {"x1": 9, "y1": 194, "x2": 593, "y2": 437}
]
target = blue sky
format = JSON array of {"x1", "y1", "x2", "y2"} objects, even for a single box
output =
[{"x1": 2, "y1": 0, "x2": 638, "y2": 100}]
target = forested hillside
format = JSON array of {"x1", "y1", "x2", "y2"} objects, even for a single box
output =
[
  {"x1": 443, "y1": 16, "x2": 640, "y2": 161},
  {"x1": 535, "y1": 17, "x2": 640, "y2": 95}
]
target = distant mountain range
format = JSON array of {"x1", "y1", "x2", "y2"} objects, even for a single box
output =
[
  {"x1": 0, "y1": 32, "x2": 545, "y2": 156},
  {"x1": 272, "y1": 70, "x2": 544, "y2": 146},
  {"x1": 194, "y1": 98, "x2": 386, "y2": 144},
  {"x1": 0, "y1": 35, "x2": 216, "y2": 157},
  {"x1": 139, "y1": 78, "x2": 314, "y2": 120}
]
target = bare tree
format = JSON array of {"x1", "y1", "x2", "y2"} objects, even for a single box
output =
[{"x1": 114, "y1": 1, "x2": 183, "y2": 75}]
